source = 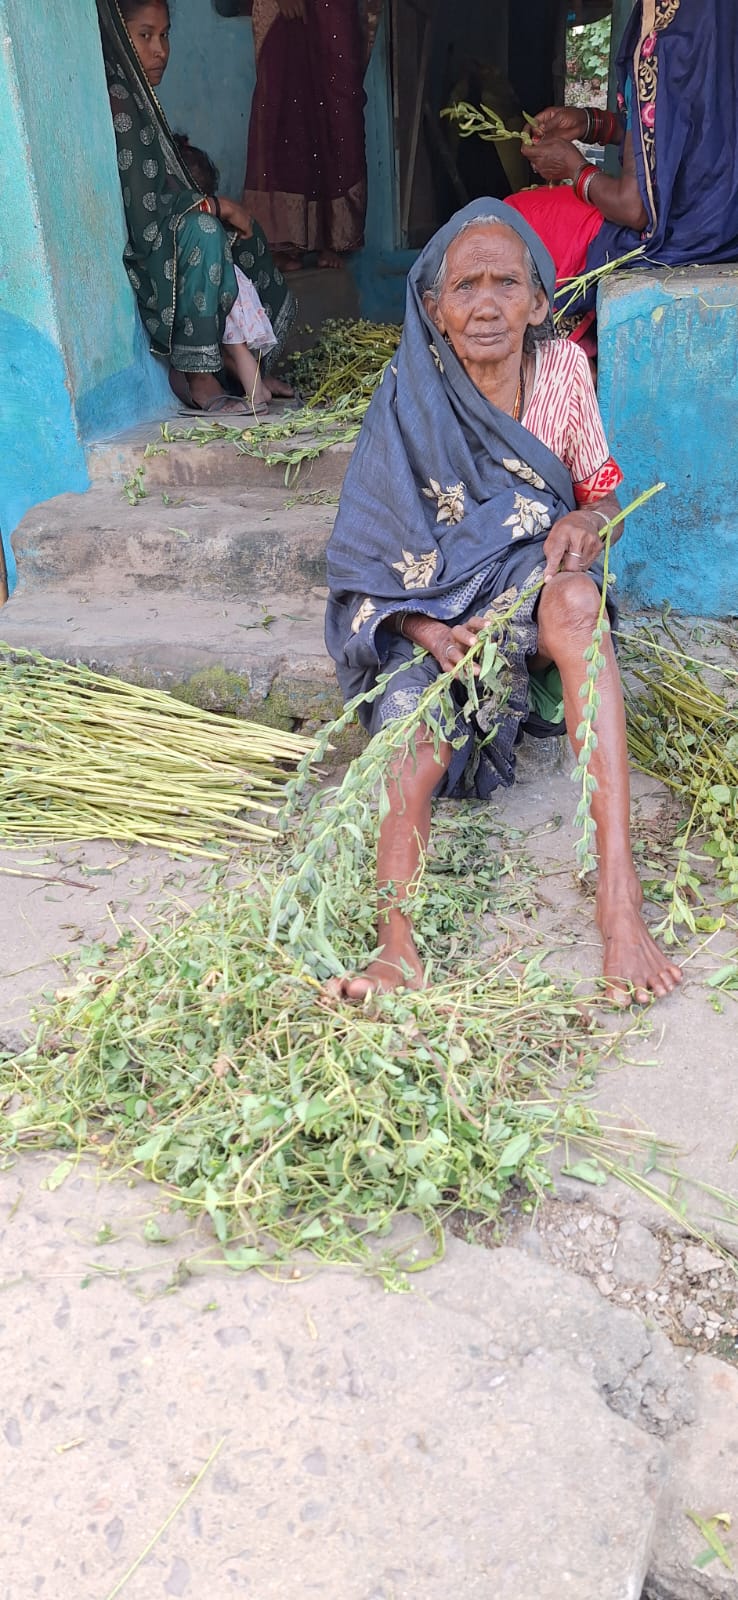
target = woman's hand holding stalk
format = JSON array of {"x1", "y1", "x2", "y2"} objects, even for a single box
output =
[
  {"x1": 543, "y1": 493, "x2": 622, "y2": 580},
  {"x1": 530, "y1": 106, "x2": 590, "y2": 141},
  {"x1": 395, "y1": 613, "x2": 486, "y2": 674}
]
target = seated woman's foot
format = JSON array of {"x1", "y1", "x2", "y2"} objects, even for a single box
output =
[
  {"x1": 324, "y1": 942, "x2": 425, "y2": 1001},
  {"x1": 184, "y1": 372, "x2": 227, "y2": 408},
  {"x1": 170, "y1": 367, "x2": 224, "y2": 410},
  {"x1": 317, "y1": 249, "x2": 343, "y2": 269},
  {"x1": 265, "y1": 375, "x2": 295, "y2": 399},
  {"x1": 172, "y1": 369, "x2": 262, "y2": 416},
  {"x1": 247, "y1": 377, "x2": 272, "y2": 410},
  {"x1": 275, "y1": 251, "x2": 303, "y2": 272},
  {"x1": 597, "y1": 883, "x2": 682, "y2": 1006}
]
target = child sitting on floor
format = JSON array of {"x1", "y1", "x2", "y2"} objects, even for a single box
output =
[{"x1": 174, "y1": 135, "x2": 292, "y2": 412}]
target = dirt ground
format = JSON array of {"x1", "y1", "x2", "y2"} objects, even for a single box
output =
[{"x1": 2, "y1": 762, "x2": 738, "y2": 1597}]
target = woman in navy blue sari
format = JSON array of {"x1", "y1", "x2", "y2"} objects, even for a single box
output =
[
  {"x1": 325, "y1": 201, "x2": 682, "y2": 1007},
  {"x1": 509, "y1": 0, "x2": 738, "y2": 349}
]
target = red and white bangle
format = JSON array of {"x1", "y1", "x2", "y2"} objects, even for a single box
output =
[
  {"x1": 574, "y1": 162, "x2": 599, "y2": 205},
  {"x1": 582, "y1": 168, "x2": 598, "y2": 205},
  {"x1": 198, "y1": 196, "x2": 214, "y2": 215}
]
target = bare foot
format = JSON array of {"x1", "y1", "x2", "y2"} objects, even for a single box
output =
[
  {"x1": 186, "y1": 372, "x2": 228, "y2": 407},
  {"x1": 265, "y1": 375, "x2": 295, "y2": 399},
  {"x1": 324, "y1": 944, "x2": 425, "y2": 1002},
  {"x1": 250, "y1": 377, "x2": 272, "y2": 409},
  {"x1": 275, "y1": 251, "x2": 303, "y2": 272},
  {"x1": 317, "y1": 250, "x2": 343, "y2": 269},
  {"x1": 597, "y1": 882, "x2": 683, "y2": 1006}
]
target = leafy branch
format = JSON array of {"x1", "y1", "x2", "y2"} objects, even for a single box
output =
[
  {"x1": 571, "y1": 483, "x2": 665, "y2": 873},
  {"x1": 441, "y1": 101, "x2": 535, "y2": 145}
]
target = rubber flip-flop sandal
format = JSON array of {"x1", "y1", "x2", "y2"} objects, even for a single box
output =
[
  {"x1": 201, "y1": 394, "x2": 268, "y2": 417},
  {"x1": 168, "y1": 367, "x2": 267, "y2": 418}
]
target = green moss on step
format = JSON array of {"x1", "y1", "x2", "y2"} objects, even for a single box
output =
[
  {"x1": 170, "y1": 666, "x2": 255, "y2": 718},
  {"x1": 167, "y1": 664, "x2": 344, "y2": 734}
]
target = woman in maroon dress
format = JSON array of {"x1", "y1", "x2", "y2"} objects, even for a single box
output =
[{"x1": 244, "y1": 0, "x2": 382, "y2": 269}]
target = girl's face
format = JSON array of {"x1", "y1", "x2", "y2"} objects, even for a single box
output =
[{"x1": 125, "y1": 1, "x2": 171, "y2": 86}]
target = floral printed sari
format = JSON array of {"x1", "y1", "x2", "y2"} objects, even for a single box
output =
[{"x1": 325, "y1": 201, "x2": 616, "y2": 798}]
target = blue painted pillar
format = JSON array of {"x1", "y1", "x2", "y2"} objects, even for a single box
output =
[
  {"x1": 0, "y1": 3, "x2": 86, "y2": 590},
  {"x1": 597, "y1": 267, "x2": 738, "y2": 617},
  {"x1": 0, "y1": 0, "x2": 170, "y2": 590}
]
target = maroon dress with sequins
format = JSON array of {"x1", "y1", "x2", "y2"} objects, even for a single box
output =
[{"x1": 244, "y1": 0, "x2": 370, "y2": 255}]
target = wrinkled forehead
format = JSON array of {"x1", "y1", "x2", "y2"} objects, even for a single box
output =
[{"x1": 444, "y1": 223, "x2": 528, "y2": 279}]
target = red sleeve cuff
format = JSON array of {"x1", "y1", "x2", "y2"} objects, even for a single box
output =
[{"x1": 574, "y1": 457, "x2": 624, "y2": 505}]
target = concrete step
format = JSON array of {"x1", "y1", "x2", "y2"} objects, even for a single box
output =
[
  {"x1": 645, "y1": 1354, "x2": 738, "y2": 1600},
  {"x1": 87, "y1": 411, "x2": 355, "y2": 493},
  {"x1": 0, "y1": 585, "x2": 340, "y2": 727},
  {"x1": 11, "y1": 482, "x2": 338, "y2": 598}
]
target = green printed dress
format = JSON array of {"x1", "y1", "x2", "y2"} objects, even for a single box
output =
[{"x1": 97, "y1": 0, "x2": 295, "y2": 374}]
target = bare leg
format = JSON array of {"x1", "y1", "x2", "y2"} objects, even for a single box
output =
[
  {"x1": 327, "y1": 734, "x2": 451, "y2": 1000},
  {"x1": 222, "y1": 343, "x2": 271, "y2": 409},
  {"x1": 537, "y1": 573, "x2": 682, "y2": 1004}
]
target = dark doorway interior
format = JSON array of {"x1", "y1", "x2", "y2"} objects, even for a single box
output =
[{"x1": 391, "y1": 0, "x2": 617, "y2": 248}]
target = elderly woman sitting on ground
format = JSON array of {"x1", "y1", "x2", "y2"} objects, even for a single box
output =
[{"x1": 325, "y1": 200, "x2": 682, "y2": 1006}]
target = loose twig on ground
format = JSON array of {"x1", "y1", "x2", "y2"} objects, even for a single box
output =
[{"x1": 103, "y1": 1437, "x2": 225, "y2": 1599}]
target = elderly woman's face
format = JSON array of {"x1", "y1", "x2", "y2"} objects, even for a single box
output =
[
  {"x1": 127, "y1": 1, "x2": 171, "y2": 86},
  {"x1": 424, "y1": 225, "x2": 548, "y2": 374}
]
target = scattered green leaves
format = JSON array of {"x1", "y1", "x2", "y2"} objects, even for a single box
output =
[
  {"x1": 123, "y1": 466, "x2": 147, "y2": 506},
  {"x1": 686, "y1": 1509, "x2": 734, "y2": 1572}
]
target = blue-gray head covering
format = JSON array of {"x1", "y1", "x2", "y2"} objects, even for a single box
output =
[{"x1": 410, "y1": 196, "x2": 556, "y2": 307}]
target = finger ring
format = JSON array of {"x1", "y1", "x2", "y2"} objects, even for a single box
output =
[{"x1": 445, "y1": 644, "x2": 455, "y2": 660}]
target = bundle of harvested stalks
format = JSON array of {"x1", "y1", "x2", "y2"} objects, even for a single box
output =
[
  {"x1": 0, "y1": 803, "x2": 644, "y2": 1275},
  {"x1": 287, "y1": 318, "x2": 401, "y2": 405},
  {"x1": 622, "y1": 628, "x2": 738, "y2": 936},
  {"x1": 0, "y1": 647, "x2": 314, "y2": 856}
]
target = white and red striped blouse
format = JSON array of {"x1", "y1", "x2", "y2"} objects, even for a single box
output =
[{"x1": 524, "y1": 339, "x2": 623, "y2": 506}]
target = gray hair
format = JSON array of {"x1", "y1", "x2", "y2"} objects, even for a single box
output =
[{"x1": 425, "y1": 215, "x2": 555, "y2": 352}]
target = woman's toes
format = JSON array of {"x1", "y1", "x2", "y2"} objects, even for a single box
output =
[
  {"x1": 322, "y1": 972, "x2": 379, "y2": 1002},
  {"x1": 323, "y1": 976, "x2": 346, "y2": 1000}
]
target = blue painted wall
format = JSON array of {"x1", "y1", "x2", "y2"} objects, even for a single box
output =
[
  {"x1": 0, "y1": 0, "x2": 170, "y2": 587},
  {"x1": 597, "y1": 268, "x2": 738, "y2": 617},
  {"x1": 0, "y1": 4, "x2": 86, "y2": 589},
  {"x1": 6, "y1": 0, "x2": 170, "y2": 435},
  {"x1": 160, "y1": 1, "x2": 256, "y2": 200}
]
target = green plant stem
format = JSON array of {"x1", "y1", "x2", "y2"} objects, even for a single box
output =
[{"x1": 103, "y1": 1437, "x2": 225, "y2": 1599}]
